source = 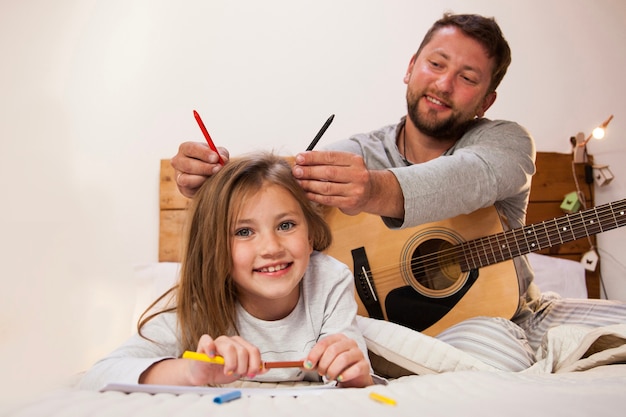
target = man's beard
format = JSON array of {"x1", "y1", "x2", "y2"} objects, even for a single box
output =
[{"x1": 406, "y1": 92, "x2": 476, "y2": 141}]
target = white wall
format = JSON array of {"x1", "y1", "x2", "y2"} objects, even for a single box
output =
[{"x1": 2, "y1": 0, "x2": 626, "y2": 406}]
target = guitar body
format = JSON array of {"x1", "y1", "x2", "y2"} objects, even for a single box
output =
[{"x1": 323, "y1": 206, "x2": 520, "y2": 336}]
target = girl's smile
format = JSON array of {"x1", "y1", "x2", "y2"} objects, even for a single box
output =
[{"x1": 254, "y1": 262, "x2": 291, "y2": 274}]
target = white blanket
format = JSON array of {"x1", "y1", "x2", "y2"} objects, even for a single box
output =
[
  {"x1": 528, "y1": 324, "x2": 626, "y2": 373},
  {"x1": 357, "y1": 316, "x2": 626, "y2": 376}
]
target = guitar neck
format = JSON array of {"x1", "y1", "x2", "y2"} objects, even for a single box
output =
[{"x1": 460, "y1": 199, "x2": 626, "y2": 271}]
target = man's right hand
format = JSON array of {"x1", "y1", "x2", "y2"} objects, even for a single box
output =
[
  {"x1": 171, "y1": 141, "x2": 230, "y2": 198},
  {"x1": 292, "y1": 150, "x2": 405, "y2": 219}
]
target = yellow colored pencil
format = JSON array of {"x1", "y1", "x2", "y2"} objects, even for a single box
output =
[
  {"x1": 369, "y1": 392, "x2": 397, "y2": 406},
  {"x1": 182, "y1": 350, "x2": 225, "y2": 365}
]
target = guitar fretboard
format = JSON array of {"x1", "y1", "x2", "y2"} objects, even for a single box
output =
[{"x1": 459, "y1": 199, "x2": 626, "y2": 271}]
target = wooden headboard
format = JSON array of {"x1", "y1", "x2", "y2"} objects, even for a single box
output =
[
  {"x1": 159, "y1": 152, "x2": 599, "y2": 298},
  {"x1": 525, "y1": 152, "x2": 598, "y2": 298}
]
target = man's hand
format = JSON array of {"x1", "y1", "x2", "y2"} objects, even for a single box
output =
[
  {"x1": 171, "y1": 141, "x2": 230, "y2": 198},
  {"x1": 292, "y1": 151, "x2": 404, "y2": 219}
]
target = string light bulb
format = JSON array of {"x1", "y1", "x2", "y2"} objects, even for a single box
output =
[
  {"x1": 592, "y1": 126, "x2": 606, "y2": 140},
  {"x1": 581, "y1": 114, "x2": 613, "y2": 147},
  {"x1": 572, "y1": 114, "x2": 614, "y2": 163}
]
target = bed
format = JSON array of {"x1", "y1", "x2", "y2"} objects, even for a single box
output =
[{"x1": 7, "y1": 152, "x2": 626, "y2": 417}]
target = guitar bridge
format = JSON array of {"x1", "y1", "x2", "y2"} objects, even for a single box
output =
[{"x1": 351, "y1": 247, "x2": 384, "y2": 319}]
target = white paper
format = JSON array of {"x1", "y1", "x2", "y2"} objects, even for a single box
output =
[{"x1": 101, "y1": 382, "x2": 337, "y2": 397}]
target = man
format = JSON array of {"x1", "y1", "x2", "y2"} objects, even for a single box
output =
[{"x1": 172, "y1": 13, "x2": 625, "y2": 362}]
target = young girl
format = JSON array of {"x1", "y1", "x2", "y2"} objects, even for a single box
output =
[{"x1": 80, "y1": 153, "x2": 374, "y2": 389}]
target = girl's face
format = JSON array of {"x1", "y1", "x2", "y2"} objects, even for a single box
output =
[{"x1": 230, "y1": 183, "x2": 313, "y2": 320}]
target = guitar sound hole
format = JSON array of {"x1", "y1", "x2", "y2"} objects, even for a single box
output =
[{"x1": 410, "y1": 238, "x2": 462, "y2": 291}]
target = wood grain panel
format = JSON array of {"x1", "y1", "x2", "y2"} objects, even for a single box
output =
[
  {"x1": 527, "y1": 152, "x2": 598, "y2": 298},
  {"x1": 159, "y1": 159, "x2": 189, "y2": 261},
  {"x1": 160, "y1": 159, "x2": 190, "y2": 210},
  {"x1": 530, "y1": 153, "x2": 594, "y2": 202}
]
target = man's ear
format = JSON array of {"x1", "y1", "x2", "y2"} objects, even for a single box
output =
[
  {"x1": 477, "y1": 91, "x2": 497, "y2": 117},
  {"x1": 404, "y1": 53, "x2": 418, "y2": 84}
]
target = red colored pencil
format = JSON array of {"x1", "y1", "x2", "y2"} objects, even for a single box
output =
[{"x1": 193, "y1": 110, "x2": 225, "y2": 165}]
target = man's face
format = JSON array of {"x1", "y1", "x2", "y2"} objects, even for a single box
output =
[{"x1": 404, "y1": 26, "x2": 497, "y2": 140}]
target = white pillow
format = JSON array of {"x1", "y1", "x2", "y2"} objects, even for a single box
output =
[
  {"x1": 528, "y1": 253, "x2": 587, "y2": 298},
  {"x1": 131, "y1": 262, "x2": 180, "y2": 332},
  {"x1": 359, "y1": 315, "x2": 536, "y2": 377},
  {"x1": 357, "y1": 316, "x2": 500, "y2": 376}
]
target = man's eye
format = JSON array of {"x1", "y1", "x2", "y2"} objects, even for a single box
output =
[
  {"x1": 235, "y1": 228, "x2": 252, "y2": 237},
  {"x1": 279, "y1": 221, "x2": 295, "y2": 231},
  {"x1": 462, "y1": 75, "x2": 478, "y2": 85}
]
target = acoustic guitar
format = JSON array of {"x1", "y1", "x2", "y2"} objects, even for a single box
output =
[{"x1": 323, "y1": 199, "x2": 626, "y2": 336}]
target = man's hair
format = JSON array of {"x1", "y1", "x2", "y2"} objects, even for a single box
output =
[{"x1": 416, "y1": 13, "x2": 512, "y2": 93}]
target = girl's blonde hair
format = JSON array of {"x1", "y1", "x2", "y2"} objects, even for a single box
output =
[{"x1": 139, "y1": 152, "x2": 332, "y2": 351}]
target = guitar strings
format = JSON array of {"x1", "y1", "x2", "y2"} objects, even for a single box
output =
[
  {"x1": 413, "y1": 202, "x2": 624, "y2": 275},
  {"x1": 358, "y1": 201, "x2": 626, "y2": 289},
  {"x1": 374, "y1": 202, "x2": 625, "y2": 283}
]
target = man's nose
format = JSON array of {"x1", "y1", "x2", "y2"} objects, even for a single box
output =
[{"x1": 435, "y1": 72, "x2": 454, "y2": 93}]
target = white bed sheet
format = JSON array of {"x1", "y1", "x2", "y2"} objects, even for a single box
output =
[
  {"x1": 5, "y1": 367, "x2": 626, "y2": 417},
  {"x1": 6, "y1": 317, "x2": 626, "y2": 417}
]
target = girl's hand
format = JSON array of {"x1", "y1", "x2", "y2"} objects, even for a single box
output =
[
  {"x1": 186, "y1": 334, "x2": 265, "y2": 386},
  {"x1": 303, "y1": 334, "x2": 374, "y2": 388}
]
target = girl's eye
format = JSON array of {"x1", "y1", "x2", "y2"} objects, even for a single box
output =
[
  {"x1": 235, "y1": 228, "x2": 252, "y2": 237},
  {"x1": 278, "y1": 221, "x2": 295, "y2": 231}
]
